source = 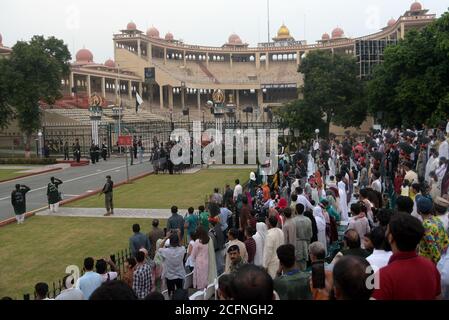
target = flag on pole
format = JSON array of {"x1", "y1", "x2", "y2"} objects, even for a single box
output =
[{"x1": 136, "y1": 92, "x2": 143, "y2": 113}]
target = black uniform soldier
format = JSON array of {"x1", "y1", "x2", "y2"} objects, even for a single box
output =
[
  {"x1": 74, "y1": 139, "x2": 81, "y2": 163},
  {"x1": 101, "y1": 139, "x2": 108, "y2": 161},
  {"x1": 47, "y1": 177, "x2": 63, "y2": 213},
  {"x1": 90, "y1": 142, "x2": 96, "y2": 164},
  {"x1": 95, "y1": 144, "x2": 100, "y2": 163},
  {"x1": 101, "y1": 176, "x2": 114, "y2": 216},
  {"x1": 63, "y1": 141, "x2": 69, "y2": 161},
  {"x1": 133, "y1": 136, "x2": 138, "y2": 159},
  {"x1": 11, "y1": 184, "x2": 31, "y2": 224}
]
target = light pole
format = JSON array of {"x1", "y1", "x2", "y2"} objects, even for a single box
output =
[
  {"x1": 315, "y1": 128, "x2": 320, "y2": 141},
  {"x1": 37, "y1": 130, "x2": 43, "y2": 158}
]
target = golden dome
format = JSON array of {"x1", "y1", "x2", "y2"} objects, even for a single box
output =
[{"x1": 277, "y1": 24, "x2": 291, "y2": 38}]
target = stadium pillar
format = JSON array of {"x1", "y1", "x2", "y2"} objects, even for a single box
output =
[
  {"x1": 265, "y1": 52, "x2": 269, "y2": 70},
  {"x1": 148, "y1": 43, "x2": 152, "y2": 63},
  {"x1": 115, "y1": 78, "x2": 119, "y2": 102},
  {"x1": 206, "y1": 53, "x2": 209, "y2": 67},
  {"x1": 400, "y1": 23, "x2": 405, "y2": 39},
  {"x1": 69, "y1": 72, "x2": 74, "y2": 97},
  {"x1": 197, "y1": 90, "x2": 201, "y2": 112},
  {"x1": 236, "y1": 90, "x2": 240, "y2": 109},
  {"x1": 159, "y1": 85, "x2": 164, "y2": 109},
  {"x1": 183, "y1": 50, "x2": 186, "y2": 66},
  {"x1": 87, "y1": 75, "x2": 92, "y2": 98},
  {"x1": 255, "y1": 53, "x2": 260, "y2": 69},
  {"x1": 137, "y1": 39, "x2": 141, "y2": 58},
  {"x1": 164, "y1": 48, "x2": 167, "y2": 65},
  {"x1": 257, "y1": 89, "x2": 263, "y2": 108},
  {"x1": 296, "y1": 51, "x2": 300, "y2": 65},
  {"x1": 230, "y1": 54, "x2": 233, "y2": 69},
  {"x1": 101, "y1": 77, "x2": 106, "y2": 99},
  {"x1": 128, "y1": 80, "x2": 133, "y2": 101},
  {"x1": 168, "y1": 85, "x2": 174, "y2": 108}
]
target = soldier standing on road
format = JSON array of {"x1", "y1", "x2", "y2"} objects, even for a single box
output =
[
  {"x1": 90, "y1": 142, "x2": 96, "y2": 164},
  {"x1": 11, "y1": 184, "x2": 31, "y2": 224},
  {"x1": 133, "y1": 136, "x2": 138, "y2": 159},
  {"x1": 47, "y1": 177, "x2": 63, "y2": 213},
  {"x1": 101, "y1": 175, "x2": 114, "y2": 216},
  {"x1": 74, "y1": 139, "x2": 81, "y2": 163},
  {"x1": 64, "y1": 141, "x2": 69, "y2": 161},
  {"x1": 101, "y1": 139, "x2": 108, "y2": 161}
]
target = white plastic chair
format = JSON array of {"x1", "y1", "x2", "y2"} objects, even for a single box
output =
[
  {"x1": 204, "y1": 283, "x2": 215, "y2": 300},
  {"x1": 189, "y1": 290, "x2": 205, "y2": 300}
]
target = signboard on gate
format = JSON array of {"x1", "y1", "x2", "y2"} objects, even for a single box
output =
[{"x1": 118, "y1": 136, "x2": 132, "y2": 146}]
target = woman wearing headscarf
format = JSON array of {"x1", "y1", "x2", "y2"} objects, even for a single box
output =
[
  {"x1": 252, "y1": 222, "x2": 268, "y2": 267},
  {"x1": 313, "y1": 206, "x2": 327, "y2": 255}
]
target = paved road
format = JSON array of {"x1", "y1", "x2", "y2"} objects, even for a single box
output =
[{"x1": 0, "y1": 157, "x2": 154, "y2": 221}]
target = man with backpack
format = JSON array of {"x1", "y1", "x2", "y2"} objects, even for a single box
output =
[
  {"x1": 11, "y1": 184, "x2": 31, "y2": 224},
  {"x1": 47, "y1": 177, "x2": 63, "y2": 213}
]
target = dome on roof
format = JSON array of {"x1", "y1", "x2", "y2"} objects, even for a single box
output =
[
  {"x1": 322, "y1": 33, "x2": 330, "y2": 41},
  {"x1": 105, "y1": 59, "x2": 116, "y2": 68},
  {"x1": 332, "y1": 27, "x2": 344, "y2": 39},
  {"x1": 127, "y1": 21, "x2": 137, "y2": 31},
  {"x1": 228, "y1": 33, "x2": 242, "y2": 45},
  {"x1": 410, "y1": 2, "x2": 422, "y2": 12},
  {"x1": 388, "y1": 18, "x2": 396, "y2": 27},
  {"x1": 147, "y1": 27, "x2": 160, "y2": 38},
  {"x1": 76, "y1": 48, "x2": 94, "y2": 63},
  {"x1": 277, "y1": 24, "x2": 291, "y2": 38},
  {"x1": 165, "y1": 32, "x2": 174, "y2": 41}
]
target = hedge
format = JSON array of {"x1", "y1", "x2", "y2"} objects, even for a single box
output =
[{"x1": 0, "y1": 158, "x2": 57, "y2": 165}]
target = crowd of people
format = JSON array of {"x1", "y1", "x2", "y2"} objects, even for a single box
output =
[{"x1": 7, "y1": 122, "x2": 449, "y2": 300}]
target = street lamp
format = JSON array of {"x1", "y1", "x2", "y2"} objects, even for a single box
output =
[
  {"x1": 315, "y1": 129, "x2": 320, "y2": 140},
  {"x1": 37, "y1": 130, "x2": 43, "y2": 158}
]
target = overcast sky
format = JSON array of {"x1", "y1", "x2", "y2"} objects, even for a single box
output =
[{"x1": 1, "y1": 0, "x2": 447, "y2": 63}]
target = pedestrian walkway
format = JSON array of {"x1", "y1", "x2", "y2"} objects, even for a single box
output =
[
  {"x1": 0, "y1": 163, "x2": 70, "y2": 174},
  {"x1": 36, "y1": 207, "x2": 184, "y2": 219}
]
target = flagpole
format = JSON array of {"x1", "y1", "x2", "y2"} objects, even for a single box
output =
[{"x1": 117, "y1": 63, "x2": 122, "y2": 154}]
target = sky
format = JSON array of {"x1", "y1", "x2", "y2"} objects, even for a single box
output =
[{"x1": 1, "y1": 0, "x2": 447, "y2": 63}]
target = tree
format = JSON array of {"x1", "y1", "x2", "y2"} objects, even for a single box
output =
[
  {"x1": 276, "y1": 99, "x2": 326, "y2": 146},
  {"x1": 298, "y1": 50, "x2": 366, "y2": 136},
  {"x1": 367, "y1": 10, "x2": 449, "y2": 128},
  {"x1": 1, "y1": 35, "x2": 71, "y2": 157},
  {"x1": 0, "y1": 60, "x2": 14, "y2": 130}
]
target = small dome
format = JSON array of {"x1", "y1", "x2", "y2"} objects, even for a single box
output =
[
  {"x1": 105, "y1": 59, "x2": 116, "y2": 68},
  {"x1": 387, "y1": 18, "x2": 396, "y2": 27},
  {"x1": 228, "y1": 33, "x2": 242, "y2": 45},
  {"x1": 165, "y1": 32, "x2": 174, "y2": 41},
  {"x1": 127, "y1": 21, "x2": 137, "y2": 31},
  {"x1": 76, "y1": 48, "x2": 94, "y2": 63},
  {"x1": 277, "y1": 24, "x2": 290, "y2": 37},
  {"x1": 332, "y1": 27, "x2": 344, "y2": 39},
  {"x1": 410, "y1": 2, "x2": 422, "y2": 12},
  {"x1": 321, "y1": 33, "x2": 330, "y2": 40},
  {"x1": 147, "y1": 27, "x2": 160, "y2": 38}
]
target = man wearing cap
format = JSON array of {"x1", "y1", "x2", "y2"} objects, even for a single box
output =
[
  {"x1": 101, "y1": 175, "x2": 114, "y2": 216},
  {"x1": 416, "y1": 196, "x2": 449, "y2": 264},
  {"x1": 434, "y1": 197, "x2": 449, "y2": 233}
]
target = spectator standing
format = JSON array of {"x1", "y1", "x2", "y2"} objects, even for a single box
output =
[
  {"x1": 122, "y1": 257, "x2": 137, "y2": 289},
  {"x1": 148, "y1": 219, "x2": 164, "y2": 259},
  {"x1": 225, "y1": 228, "x2": 248, "y2": 273},
  {"x1": 184, "y1": 207, "x2": 198, "y2": 243},
  {"x1": 365, "y1": 227, "x2": 392, "y2": 273},
  {"x1": 34, "y1": 283, "x2": 50, "y2": 300},
  {"x1": 294, "y1": 204, "x2": 312, "y2": 271},
  {"x1": 348, "y1": 203, "x2": 371, "y2": 247},
  {"x1": 132, "y1": 251, "x2": 152, "y2": 299},
  {"x1": 95, "y1": 258, "x2": 119, "y2": 282},
  {"x1": 227, "y1": 245, "x2": 246, "y2": 274},
  {"x1": 282, "y1": 207, "x2": 297, "y2": 249},
  {"x1": 274, "y1": 244, "x2": 312, "y2": 300},
  {"x1": 55, "y1": 275, "x2": 84, "y2": 300},
  {"x1": 167, "y1": 206, "x2": 185, "y2": 242},
  {"x1": 263, "y1": 216, "x2": 285, "y2": 279},
  {"x1": 76, "y1": 257, "x2": 103, "y2": 300},
  {"x1": 129, "y1": 224, "x2": 151, "y2": 258},
  {"x1": 244, "y1": 227, "x2": 257, "y2": 264},
  {"x1": 191, "y1": 227, "x2": 210, "y2": 289},
  {"x1": 372, "y1": 213, "x2": 442, "y2": 300},
  {"x1": 158, "y1": 233, "x2": 186, "y2": 297}
]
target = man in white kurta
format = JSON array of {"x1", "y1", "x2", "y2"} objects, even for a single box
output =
[
  {"x1": 337, "y1": 179, "x2": 349, "y2": 222},
  {"x1": 425, "y1": 151, "x2": 440, "y2": 184},
  {"x1": 263, "y1": 216, "x2": 285, "y2": 279}
]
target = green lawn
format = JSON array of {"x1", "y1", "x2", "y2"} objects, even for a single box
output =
[
  {"x1": 69, "y1": 169, "x2": 251, "y2": 209},
  {"x1": 0, "y1": 216, "x2": 162, "y2": 299},
  {"x1": 0, "y1": 169, "x2": 26, "y2": 181}
]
